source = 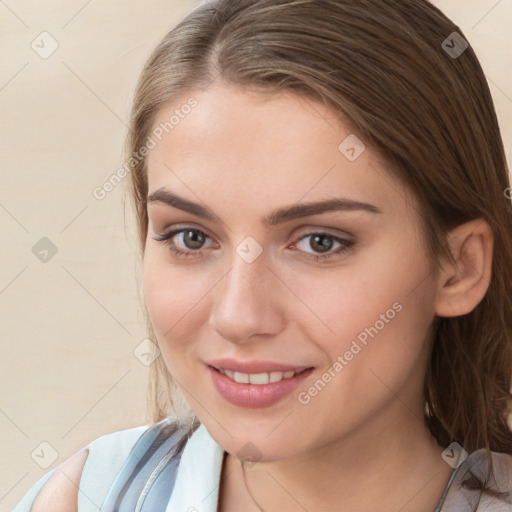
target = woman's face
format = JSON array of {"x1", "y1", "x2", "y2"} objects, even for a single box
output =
[{"x1": 143, "y1": 82, "x2": 440, "y2": 461}]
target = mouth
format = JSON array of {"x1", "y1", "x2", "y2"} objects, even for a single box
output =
[
  {"x1": 206, "y1": 362, "x2": 314, "y2": 409},
  {"x1": 210, "y1": 366, "x2": 310, "y2": 385}
]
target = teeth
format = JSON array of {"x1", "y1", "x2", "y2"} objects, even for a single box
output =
[
  {"x1": 220, "y1": 369, "x2": 299, "y2": 385},
  {"x1": 249, "y1": 373, "x2": 269, "y2": 385},
  {"x1": 269, "y1": 371, "x2": 284, "y2": 383},
  {"x1": 233, "y1": 371, "x2": 250, "y2": 384}
]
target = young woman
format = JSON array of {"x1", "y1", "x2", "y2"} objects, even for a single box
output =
[{"x1": 14, "y1": 0, "x2": 512, "y2": 510}]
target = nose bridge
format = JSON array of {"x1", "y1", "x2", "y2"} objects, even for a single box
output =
[
  {"x1": 220, "y1": 242, "x2": 270, "y2": 312},
  {"x1": 209, "y1": 241, "x2": 282, "y2": 342}
]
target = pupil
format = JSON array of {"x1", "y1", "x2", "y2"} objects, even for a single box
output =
[
  {"x1": 185, "y1": 230, "x2": 204, "y2": 249},
  {"x1": 311, "y1": 234, "x2": 333, "y2": 253}
]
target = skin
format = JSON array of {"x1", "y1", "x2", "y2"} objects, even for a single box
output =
[
  {"x1": 138, "y1": 82, "x2": 493, "y2": 512},
  {"x1": 31, "y1": 82, "x2": 493, "y2": 511},
  {"x1": 31, "y1": 448, "x2": 88, "y2": 511}
]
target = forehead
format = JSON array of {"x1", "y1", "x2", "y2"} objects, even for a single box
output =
[
  {"x1": 148, "y1": 83, "x2": 346, "y2": 161},
  {"x1": 145, "y1": 83, "x2": 412, "y2": 221}
]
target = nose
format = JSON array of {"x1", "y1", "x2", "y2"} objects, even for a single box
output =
[{"x1": 208, "y1": 248, "x2": 285, "y2": 344}]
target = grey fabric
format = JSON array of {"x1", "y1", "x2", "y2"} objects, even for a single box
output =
[{"x1": 99, "y1": 417, "x2": 186, "y2": 511}]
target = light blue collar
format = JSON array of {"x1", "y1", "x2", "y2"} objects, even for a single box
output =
[{"x1": 165, "y1": 424, "x2": 225, "y2": 512}]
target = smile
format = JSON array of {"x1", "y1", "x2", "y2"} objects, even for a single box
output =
[
  {"x1": 218, "y1": 369, "x2": 299, "y2": 385},
  {"x1": 207, "y1": 364, "x2": 314, "y2": 408}
]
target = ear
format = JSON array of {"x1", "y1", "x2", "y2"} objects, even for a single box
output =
[{"x1": 434, "y1": 218, "x2": 494, "y2": 318}]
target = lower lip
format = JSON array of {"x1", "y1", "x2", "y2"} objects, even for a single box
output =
[{"x1": 207, "y1": 365, "x2": 314, "y2": 408}]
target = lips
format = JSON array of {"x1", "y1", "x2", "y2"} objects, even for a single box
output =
[{"x1": 206, "y1": 359, "x2": 314, "y2": 408}]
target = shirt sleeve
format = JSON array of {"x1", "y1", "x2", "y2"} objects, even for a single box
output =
[
  {"x1": 441, "y1": 449, "x2": 512, "y2": 511},
  {"x1": 12, "y1": 424, "x2": 149, "y2": 512}
]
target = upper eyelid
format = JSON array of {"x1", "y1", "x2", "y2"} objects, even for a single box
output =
[{"x1": 155, "y1": 225, "x2": 354, "y2": 245}]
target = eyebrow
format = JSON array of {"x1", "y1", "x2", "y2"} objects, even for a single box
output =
[{"x1": 147, "y1": 187, "x2": 383, "y2": 226}]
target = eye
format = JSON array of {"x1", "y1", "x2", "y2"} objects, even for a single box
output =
[
  {"x1": 152, "y1": 227, "x2": 215, "y2": 259},
  {"x1": 292, "y1": 231, "x2": 356, "y2": 262},
  {"x1": 152, "y1": 226, "x2": 357, "y2": 262}
]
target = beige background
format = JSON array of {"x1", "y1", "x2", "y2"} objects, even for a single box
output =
[{"x1": 0, "y1": 1, "x2": 511, "y2": 509}]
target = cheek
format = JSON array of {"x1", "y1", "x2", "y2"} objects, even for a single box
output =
[
  {"x1": 289, "y1": 239, "x2": 435, "y2": 387},
  {"x1": 292, "y1": 287, "x2": 434, "y2": 441},
  {"x1": 142, "y1": 251, "x2": 215, "y2": 369},
  {"x1": 142, "y1": 256, "x2": 225, "y2": 409},
  {"x1": 287, "y1": 248, "x2": 428, "y2": 351}
]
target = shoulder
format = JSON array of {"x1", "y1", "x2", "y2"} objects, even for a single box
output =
[
  {"x1": 443, "y1": 449, "x2": 512, "y2": 511},
  {"x1": 28, "y1": 449, "x2": 89, "y2": 512},
  {"x1": 13, "y1": 423, "x2": 150, "y2": 512},
  {"x1": 83, "y1": 422, "x2": 151, "y2": 461}
]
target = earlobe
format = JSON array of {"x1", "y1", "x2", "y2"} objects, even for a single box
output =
[{"x1": 434, "y1": 219, "x2": 493, "y2": 318}]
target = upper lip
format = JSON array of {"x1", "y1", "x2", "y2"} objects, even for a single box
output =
[{"x1": 207, "y1": 358, "x2": 312, "y2": 374}]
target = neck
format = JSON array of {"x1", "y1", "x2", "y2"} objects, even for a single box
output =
[{"x1": 220, "y1": 408, "x2": 454, "y2": 512}]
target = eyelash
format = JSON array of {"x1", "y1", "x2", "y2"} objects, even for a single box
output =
[{"x1": 152, "y1": 227, "x2": 357, "y2": 263}]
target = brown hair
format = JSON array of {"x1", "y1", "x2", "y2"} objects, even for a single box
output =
[{"x1": 123, "y1": 0, "x2": 512, "y2": 506}]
